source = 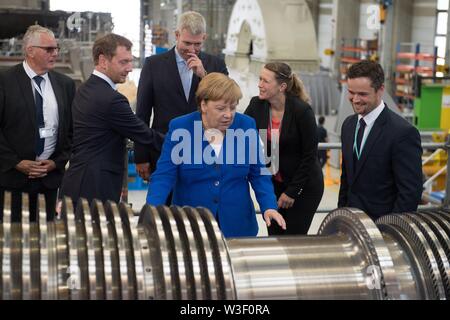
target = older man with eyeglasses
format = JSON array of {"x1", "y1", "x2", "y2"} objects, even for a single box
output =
[{"x1": 0, "y1": 24, "x2": 76, "y2": 222}]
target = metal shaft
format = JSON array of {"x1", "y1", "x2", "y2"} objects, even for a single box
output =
[{"x1": 0, "y1": 192, "x2": 449, "y2": 300}]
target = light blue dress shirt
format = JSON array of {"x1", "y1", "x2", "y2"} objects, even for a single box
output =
[{"x1": 175, "y1": 48, "x2": 193, "y2": 101}]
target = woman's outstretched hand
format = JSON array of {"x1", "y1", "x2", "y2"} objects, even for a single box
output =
[{"x1": 264, "y1": 209, "x2": 287, "y2": 230}]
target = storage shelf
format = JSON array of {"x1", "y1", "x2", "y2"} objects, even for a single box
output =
[
  {"x1": 341, "y1": 47, "x2": 370, "y2": 53},
  {"x1": 397, "y1": 52, "x2": 436, "y2": 61},
  {"x1": 396, "y1": 65, "x2": 433, "y2": 74},
  {"x1": 394, "y1": 43, "x2": 438, "y2": 108},
  {"x1": 341, "y1": 57, "x2": 363, "y2": 64},
  {"x1": 339, "y1": 38, "x2": 378, "y2": 85},
  {"x1": 395, "y1": 77, "x2": 409, "y2": 85},
  {"x1": 417, "y1": 53, "x2": 436, "y2": 62},
  {"x1": 395, "y1": 91, "x2": 415, "y2": 100}
]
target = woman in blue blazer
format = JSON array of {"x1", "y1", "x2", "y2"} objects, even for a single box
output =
[{"x1": 146, "y1": 73, "x2": 286, "y2": 238}]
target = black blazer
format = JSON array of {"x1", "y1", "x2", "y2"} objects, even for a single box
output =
[
  {"x1": 0, "y1": 63, "x2": 75, "y2": 189},
  {"x1": 134, "y1": 47, "x2": 228, "y2": 166},
  {"x1": 245, "y1": 95, "x2": 323, "y2": 199},
  {"x1": 60, "y1": 74, "x2": 164, "y2": 204},
  {"x1": 338, "y1": 106, "x2": 423, "y2": 219}
]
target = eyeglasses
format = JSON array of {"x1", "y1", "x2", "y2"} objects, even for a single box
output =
[{"x1": 32, "y1": 46, "x2": 60, "y2": 53}]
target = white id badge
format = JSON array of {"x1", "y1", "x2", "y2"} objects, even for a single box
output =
[{"x1": 39, "y1": 127, "x2": 56, "y2": 139}]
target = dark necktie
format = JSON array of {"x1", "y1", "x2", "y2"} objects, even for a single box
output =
[
  {"x1": 33, "y1": 75, "x2": 45, "y2": 156},
  {"x1": 354, "y1": 118, "x2": 366, "y2": 163}
]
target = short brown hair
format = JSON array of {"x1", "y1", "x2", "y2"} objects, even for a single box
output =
[
  {"x1": 347, "y1": 60, "x2": 385, "y2": 91},
  {"x1": 196, "y1": 73, "x2": 242, "y2": 109},
  {"x1": 92, "y1": 33, "x2": 132, "y2": 65}
]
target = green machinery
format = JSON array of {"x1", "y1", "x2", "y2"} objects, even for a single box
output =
[{"x1": 414, "y1": 76, "x2": 450, "y2": 130}]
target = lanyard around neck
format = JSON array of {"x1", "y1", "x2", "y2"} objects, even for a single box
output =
[
  {"x1": 32, "y1": 77, "x2": 45, "y2": 97},
  {"x1": 353, "y1": 119, "x2": 370, "y2": 160}
]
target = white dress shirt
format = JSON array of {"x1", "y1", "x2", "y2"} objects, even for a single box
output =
[
  {"x1": 356, "y1": 100, "x2": 385, "y2": 153},
  {"x1": 93, "y1": 69, "x2": 117, "y2": 90},
  {"x1": 204, "y1": 129, "x2": 223, "y2": 157},
  {"x1": 23, "y1": 61, "x2": 59, "y2": 161}
]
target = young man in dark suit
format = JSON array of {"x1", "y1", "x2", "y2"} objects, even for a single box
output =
[
  {"x1": 134, "y1": 11, "x2": 228, "y2": 181},
  {"x1": 338, "y1": 61, "x2": 423, "y2": 220},
  {"x1": 0, "y1": 25, "x2": 76, "y2": 222},
  {"x1": 59, "y1": 34, "x2": 163, "y2": 205}
]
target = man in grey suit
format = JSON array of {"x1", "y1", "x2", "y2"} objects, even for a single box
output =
[
  {"x1": 135, "y1": 11, "x2": 228, "y2": 180},
  {"x1": 60, "y1": 34, "x2": 163, "y2": 205},
  {"x1": 0, "y1": 25, "x2": 76, "y2": 222}
]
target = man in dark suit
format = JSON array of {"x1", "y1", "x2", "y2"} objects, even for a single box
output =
[
  {"x1": 59, "y1": 34, "x2": 163, "y2": 205},
  {"x1": 0, "y1": 25, "x2": 75, "y2": 222},
  {"x1": 338, "y1": 61, "x2": 423, "y2": 220},
  {"x1": 135, "y1": 11, "x2": 228, "y2": 180}
]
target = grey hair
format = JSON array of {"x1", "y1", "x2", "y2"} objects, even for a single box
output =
[
  {"x1": 23, "y1": 25, "x2": 55, "y2": 52},
  {"x1": 176, "y1": 11, "x2": 206, "y2": 35}
]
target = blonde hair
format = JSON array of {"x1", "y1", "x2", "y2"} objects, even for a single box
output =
[
  {"x1": 23, "y1": 24, "x2": 55, "y2": 53},
  {"x1": 177, "y1": 11, "x2": 206, "y2": 35},
  {"x1": 264, "y1": 62, "x2": 311, "y2": 103},
  {"x1": 196, "y1": 73, "x2": 242, "y2": 109}
]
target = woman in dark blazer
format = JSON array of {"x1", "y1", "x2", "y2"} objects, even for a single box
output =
[{"x1": 245, "y1": 62, "x2": 324, "y2": 235}]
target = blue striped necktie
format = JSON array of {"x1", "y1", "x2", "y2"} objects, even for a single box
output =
[{"x1": 33, "y1": 75, "x2": 45, "y2": 156}]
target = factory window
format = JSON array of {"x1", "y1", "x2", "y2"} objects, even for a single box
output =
[
  {"x1": 436, "y1": 0, "x2": 449, "y2": 75},
  {"x1": 436, "y1": 12, "x2": 448, "y2": 35},
  {"x1": 437, "y1": 0, "x2": 449, "y2": 10}
]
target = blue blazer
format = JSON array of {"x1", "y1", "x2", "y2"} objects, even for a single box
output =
[{"x1": 146, "y1": 112, "x2": 277, "y2": 238}]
